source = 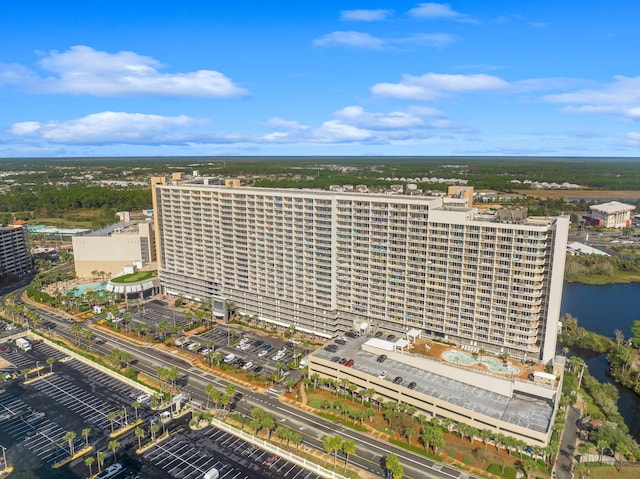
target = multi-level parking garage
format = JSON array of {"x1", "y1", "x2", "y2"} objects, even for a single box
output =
[{"x1": 308, "y1": 334, "x2": 560, "y2": 447}]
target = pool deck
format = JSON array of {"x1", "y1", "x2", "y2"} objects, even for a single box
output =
[{"x1": 412, "y1": 338, "x2": 548, "y2": 382}]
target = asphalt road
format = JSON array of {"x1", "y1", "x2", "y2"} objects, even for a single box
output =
[{"x1": 6, "y1": 283, "x2": 491, "y2": 479}]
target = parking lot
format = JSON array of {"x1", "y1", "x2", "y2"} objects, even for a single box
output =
[
  {"x1": 191, "y1": 326, "x2": 308, "y2": 379},
  {"x1": 0, "y1": 340, "x2": 153, "y2": 476},
  {"x1": 0, "y1": 338, "x2": 332, "y2": 479},
  {"x1": 129, "y1": 301, "x2": 190, "y2": 333},
  {"x1": 142, "y1": 423, "x2": 323, "y2": 479}
]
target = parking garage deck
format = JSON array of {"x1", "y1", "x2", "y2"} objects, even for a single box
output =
[{"x1": 309, "y1": 335, "x2": 557, "y2": 445}]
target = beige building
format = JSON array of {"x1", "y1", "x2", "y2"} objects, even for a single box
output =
[
  {"x1": 588, "y1": 201, "x2": 635, "y2": 228},
  {"x1": 153, "y1": 177, "x2": 569, "y2": 364},
  {"x1": 72, "y1": 221, "x2": 156, "y2": 278}
]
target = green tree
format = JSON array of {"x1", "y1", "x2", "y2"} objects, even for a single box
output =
[
  {"x1": 385, "y1": 453, "x2": 404, "y2": 479},
  {"x1": 135, "y1": 426, "x2": 145, "y2": 450},
  {"x1": 342, "y1": 438, "x2": 356, "y2": 472},
  {"x1": 323, "y1": 434, "x2": 343, "y2": 468},
  {"x1": 108, "y1": 439, "x2": 120, "y2": 463},
  {"x1": 64, "y1": 431, "x2": 77, "y2": 457},
  {"x1": 46, "y1": 357, "x2": 56, "y2": 373},
  {"x1": 85, "y1": 456, "x2": 95, "y2": 477}
]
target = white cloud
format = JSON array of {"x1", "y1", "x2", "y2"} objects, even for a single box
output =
[
  {"x1": 8, "y1": 111, "x2": 205, "y2": 143},
  {"x1": 266, "y1": 117, "x2": 310, "y2": 131},
  {"x1": 543, "y1": 75, "x2": 640, "y2": 121},
  {"x1": 398, "y1": 33, "x2": 458, "y2": 48},
  {"x1": 371, "y1": 73, "x2": 509, "y2": 100},
  {"x1": 1, "y1": 45, "x2": 248, "y2": 97},
  {"x1": 313, "y1": 31, "x2": 457, "y2": 50},
  {"x1": 260, "y1": 106, "x2": 451, "y2": 145},
  {"x1": 313, "y1": 31, "x2": 386, "y2": 49},
  {"x1": 624, "y1": 132, "x2": 640, "y2": 146},
  {"x1": 312, "y1": 120, "x2": 374, "y2": 142},
  {"x1": 334, "y1": 105, "x2": 439, "y2": 129},
  {"x1": 409, "y1": 3, "x2": 477, "y2": 23},
  {"x1": 340, "y1": 9, "x2": 393, "y2": 22}
]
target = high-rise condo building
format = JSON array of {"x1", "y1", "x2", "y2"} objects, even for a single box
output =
[
  {"x1": 0, "y1": 224, "x2": 32, "y2": 279},
  {"x1": 152, "y1": 178, "x2": 569, "y2": 364}
]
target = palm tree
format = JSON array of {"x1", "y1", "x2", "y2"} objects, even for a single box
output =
[
  {"x1": 342, "y1": 438, "x2": 356, "y2": 472},
  {"x1": 85, "y1": 456, "x2": 95, "y2": 476},
  {"x1": 275, "y1": 425, "x2": 290, "y2": 446},
  {"x1": 135, "y1": 426, "x2": 145, "y2": 450},
  {"x1": 21, "y1": 368, "x2": 30, "y2": 382},
  {"x1": 82, "y1": 427, "x2": 91, "y2": 448},
  {"x1": 96, "y1": 451, "x2": 107, "y2": 472},
  {"x1": 131, "y1": 401, "x2": 141, "y2": 420},
  {"x1": 108, "y1": 439, "x2": 120, "y2": 463},
  {"x1": 107, "y1": 411, "x2": 117, "y2": 432},
  {"x1": 64, "y1": 431, "x2": 77, "y2": 457},
  {"x1": 385, "y1": 453, "x2": 404, "y2": 479},
  {"x1": 323, "y1": 434, "x2": 343, "y2": 468},
  {"x1": 290, "y1": 431, "x2": 303, "y2": 451},
  {"x1": 150, "y1": 422, "x2": 160, "y2": 442},
  {"x1": 46, "y1": 357, "x2": 55, "y2": 373},
  {"x1": 119, "y1": 408, "x2": 128, "y2": 426}
]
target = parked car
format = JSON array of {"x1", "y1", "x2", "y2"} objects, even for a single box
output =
[
  {"x1": 330, "y1": 356, "x2": 341, "y2": 362},
  {"x1": 376, "y1": 354, "x2": 387, "y2": 363},
  {"x1": 386, "y1": 334, "x2": 396, "y2": 341},
  {"x1": 374, "y1": 331, "x2": 384, "y2": 338},
  {"x1": 393, "y1": 376, "x2": 403, "y2": 385},
  {"x1": 242, "y1": 361, "x2": 254, "y2": 370},
  {"x1": 257, "y1": 349, "x2": 269, "y2": 357},
  {"x1": 263, "y1": 455, "x2": 278, "y2": 468},
  {"x1": 338, "y1": 358, "x2": 347, "y2": 365},
  {"x1": 345, "y1": 359, "x2": 354, "y2": 367},
  {"x1": 378, "y1": 371, "x2": 389, "y2": 379},
  {"x1": 408, "y1": 382, "x2": 417, "y2": 390},
  {"x1": 335, "y1": 339, "x2": 346, "y2": 345}
]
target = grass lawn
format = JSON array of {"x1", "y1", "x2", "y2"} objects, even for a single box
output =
[
  {"x1": 110, "y1": 270, "x2": 157, "y2": 283},
  {"x1": 579, "y1": 464, "x2": 640, "y2": 479}
]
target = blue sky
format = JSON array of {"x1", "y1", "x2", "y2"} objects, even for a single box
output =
[{"x1": 1, "y1": 1, "x2": 639, "y2": 158}]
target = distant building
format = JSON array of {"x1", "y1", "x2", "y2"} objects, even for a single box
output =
[
  {"x1": 0, "y1": 224, "x2": 32, "y2": 278},
  {"x1": 566, "y1": 242, "x2": 609, "y2": 256},
  {"x1": 585, "y1": 201, "x2": 635, "y2": 228},
  {"x1": 447, "y1": 185, "x2": 474, "y2": 207},
  {"x1": 72, "y1": 221, "x2": 156, "y2": 277}
]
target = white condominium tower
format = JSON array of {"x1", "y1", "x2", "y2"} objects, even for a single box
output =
[{"x1": 152, "y1": 177, "x2": 569, "y2": 364}]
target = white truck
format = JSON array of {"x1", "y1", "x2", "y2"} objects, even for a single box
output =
[{"x1": 16, "y1": 338, "x2": 31, "y2": 352}]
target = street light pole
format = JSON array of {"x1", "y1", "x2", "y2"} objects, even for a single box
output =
[
  {"x1": 35, "y1": 361, "x2": 40, "y2": 377},
  {"x1": 0, "y1": 444, "x2": 7, "y2": 471}
]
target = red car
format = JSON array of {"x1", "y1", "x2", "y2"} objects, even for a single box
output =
[
  {"x1": 345, "y1": 359, "x2": 354, "y2": 367},
  {"x1": 263, "y1": 455, "x2": 278, "y2": 468}
]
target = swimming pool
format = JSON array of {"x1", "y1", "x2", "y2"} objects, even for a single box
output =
[
  {"x1": 442, "y1": 350, "x2": 520, "y2": 375},
  {"x1": 67, "y1": 283, "x2": 107, "y2": 296}
]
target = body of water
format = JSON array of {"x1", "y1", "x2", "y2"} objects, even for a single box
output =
[
  {"x1": 562, "y1": 281, "x2": 640, "y2": 438},
  {"x1": 561, "y1": 281, "x2": 640, "y2": 338},
  {"x1": 67, "y1": 282, "x2": 107, "y2": 296}
]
